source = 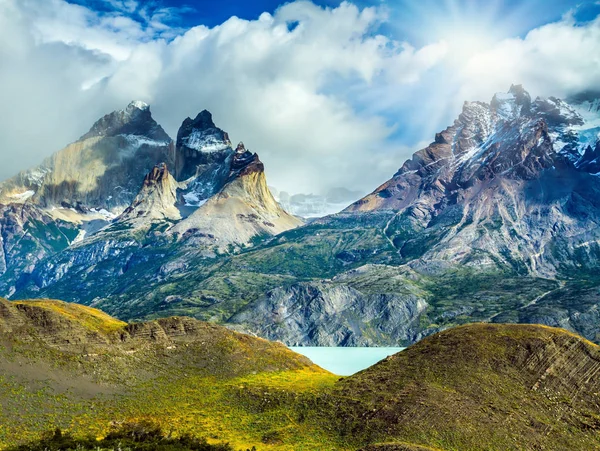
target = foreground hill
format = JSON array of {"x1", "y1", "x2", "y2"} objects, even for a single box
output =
[
  {"x1": 331, "y1": 323, "x2": 600, "y2": 450},
  {"x1": 1, "y1": 299, "x2": 599, "y2": 451},
  {"x1": 0, "y1": 298, "x2": 336, "y2": 450}
]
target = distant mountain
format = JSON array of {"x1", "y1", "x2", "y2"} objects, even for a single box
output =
[
  {"x1": 271, "y1": 187, "x2": 364, "y2": 218},
  {"x1": 220, "y1": 85, "x2": 600, "y2": 345},
  {"x1": 346, "y1": 84, "x2": 600, "y2": 276},
  {"x1": 0, "y1": 103, "x2": 300, "y2": 300},
  {"x1": 0, "y1": 101, "x2": 172, "y2": 212}
]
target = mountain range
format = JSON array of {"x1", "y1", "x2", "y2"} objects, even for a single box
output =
[{"x1": 2, "y1": 85, "x2": 600, "y2": 346}]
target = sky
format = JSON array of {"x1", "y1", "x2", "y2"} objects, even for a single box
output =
[{"x1": 0, "y1": 0, "x2": 599, "y2": 195}]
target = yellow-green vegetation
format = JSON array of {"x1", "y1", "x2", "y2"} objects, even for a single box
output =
[
  {"x1": 1, "y1": 299, "x2": 599, "y2": 451},
  {"x1": 326, "y1": 323, "x2": 600, "y2": 451},
  {"x1": 0, "y1": 298, "x2": 344, "y2": 450},
  {"x1": 11, "y1": 299, "x2": 127, "y2": 334}
]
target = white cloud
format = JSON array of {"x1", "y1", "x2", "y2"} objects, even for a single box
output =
[
  {"x1": 458, "y1": 15, "x2": 600, "y2": 102},
  {"x1": 0, "y1": 0, "x2": 448, "y2": 194},
  {"x1": 0, "y1": 0, "x2": 598, "y2": 196}
]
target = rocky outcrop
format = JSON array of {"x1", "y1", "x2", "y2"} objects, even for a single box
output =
[
  {"x1": 173, "y1": 110, "x2": 235, "y2": 210},
  {"x1": 231, "y1": 277, "x2": 428, "y2": 346},
  {"x1": 0, "y1": 298, "x2": 314, "y2": 372},
  {"x1": 0, "y1": 203, "x2": 79, "y2": 296},
  {"x1": 171, "y1": 142, "x2": 302, "y2": 247},
  {"x1": 119, "y1": 163, "x2": 182, "y2": 222}
]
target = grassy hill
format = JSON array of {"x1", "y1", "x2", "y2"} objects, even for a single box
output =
[
  {"x1": 1, "y1": 299, "x2": 599, "y2": 451},
  {"x1": 0, "y1": 298, "x2": 339, "y2": 450},
  {"x1": 326, "y1": 323, "x2": 600, "y2": 451}
]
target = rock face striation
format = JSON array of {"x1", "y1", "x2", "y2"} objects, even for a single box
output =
[
  {"x1": 231, "y1": 272, "x2": 428, "y2": 346},
  {"x1": 337, "y1": 323, "x2": 600, "y2": 451}
]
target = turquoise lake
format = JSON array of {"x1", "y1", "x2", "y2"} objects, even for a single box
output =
[{"x1": 289, "y1": 347, "x2": 405, "y2": 376}]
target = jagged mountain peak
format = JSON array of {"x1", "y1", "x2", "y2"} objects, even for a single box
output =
[
  {"x1": 127, "y1": 100, "x2": 150, "y2": 112},
  {"x1": 188, "y1": 109, "x2": 217, "y2": 129},
  {"x1": 119, "y1": 162, "x2": 181, "y2": 222},
  {"x1": 176, "y1": 110, "x2": 231, "y2": 152},
  {"x1": 235, "y1": 141, "x2": 247, "y2": 152},
  {"x1": 490, "y1": 84, "x2": 532, "y2": 119},
  {"x1": 0, "y1": 100, "x2": 174, "y2": 211},
  {"x1": 80, "y1": 101, "x2": 170, "y2": 142},
  {"x1": 345, "y1": 85, "x2": 600, "y2": 276},
  {"x1": 230, "y1": 143, "x2": 261, "y2": 176},
  {"x1": 175, "y1": 109, "x2": 233, "y2": 182}
]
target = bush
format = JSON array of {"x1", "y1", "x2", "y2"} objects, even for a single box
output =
[{"x1": 4, "y1": 422, "x2": 252, "y2": 451}]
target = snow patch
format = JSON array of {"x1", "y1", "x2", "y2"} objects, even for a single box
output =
[
  {"x1": 182, "y1": 130, "x2": 230, "y2": 152},
  {"x1": 183, "y1": 191, "x2": 208, "y2": 207},
  {"x1": 9, "y1": 190, "x2": 35, "y2": 201},
  {"x1": 129, "y1": 100, "x2": 149, "y2": 110},
  {"x1": 25, "y1": 167, "x2": 50, "y2": 186}
]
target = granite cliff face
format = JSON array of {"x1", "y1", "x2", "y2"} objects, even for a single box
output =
[
  {"x1": 2, "y1": 106, "x2": 300, "y2": 305},
  {"x1": 120, "y1": 163, "x2": 182, "y2": 222},
  {"x1": 231, "y1": 266, "x2": 429, "y2": 346},
  {"x1": 172, "y1": 142, "x2": 302, "y2": 246},
  {"x1": 0, "y1": 101, "x2": 173, "y2": 213}
]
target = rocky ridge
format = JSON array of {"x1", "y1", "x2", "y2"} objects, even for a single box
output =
[{"x1": 346, "y1": 85, "x2": 600, "y2": 276}]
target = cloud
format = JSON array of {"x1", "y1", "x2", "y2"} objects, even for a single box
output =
[
  {"x1": 0, "y1": 0, "x2": 598, "y2": 196},
  {"x1": 104, "y1": 0, "x2": 138, "y2": 14},
  {"x1": 0, "y1": 0, "x2": 448, "y2": 194},
  {"x1": 458, "y1": 15, "x2": 600, "y2": 101}
]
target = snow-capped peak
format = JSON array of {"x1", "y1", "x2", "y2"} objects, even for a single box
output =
[
  {"x1": 490, "y1": 85, "x2": 531, "y2": 122},
  {"x1": 127, "y1": 100, "x2": 149, "y2": 111}
]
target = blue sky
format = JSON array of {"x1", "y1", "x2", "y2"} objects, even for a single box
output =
[
  {"x1": 63, "y1": 0, "x2": 600, "y2": 41},
  {"x1": 1, "y1": 0, "x2": 599, "y2": 193}
]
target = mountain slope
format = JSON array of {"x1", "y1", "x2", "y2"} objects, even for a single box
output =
[
  {"x1": 172, "y1": 143, "x2": 302, "y2": 247},
  {"x1": 328, "y1": 323, "x2": 600, "y2": 451},
  {"x1": 346, "y1": 85, "x2": 600, "y2": 276},
  {"x1": 0, "y1": 297, "x2": 335, "y2": 450}
]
